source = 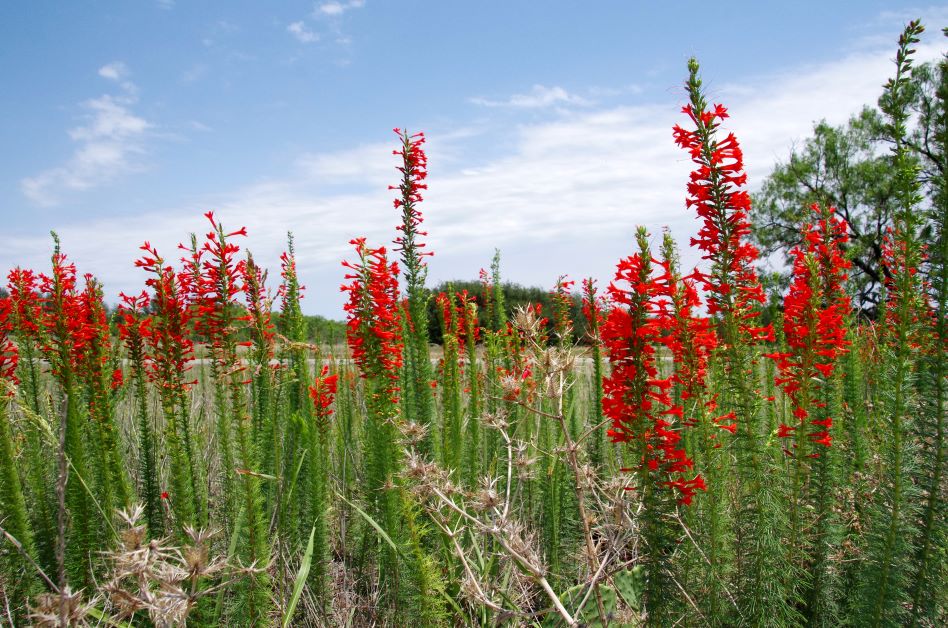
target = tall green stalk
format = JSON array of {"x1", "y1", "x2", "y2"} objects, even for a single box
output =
[
  {"x1": 909, "y1": 25, "x2": 948, "y2": 625},
  {"x1": 0, "y1": 365, "x2": 37, "y2": 617},
  {"x1": 857, "y1": 21, "x2": 927, "y2": 626}
]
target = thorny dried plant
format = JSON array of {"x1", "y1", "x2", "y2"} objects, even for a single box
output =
[
  {"x1": 29, "y1": 504, "x2": 264, "y2": 627},
  {"x1": 28, "y1": 588, "x2": 99, "y2": 628},
  {"x1": 399, "y1": 391, "x2": 643, "y2": 627}
]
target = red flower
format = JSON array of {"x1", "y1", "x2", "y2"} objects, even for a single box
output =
[
  {"x1": 549, "y1": 276, "x2": 576, "y2": 341},
  {"x1": 392, "y1": 128, "x2": 433, "y2": 262},
  {"x1": 602, "y1": 230, "x2": 705, "y2": 505},
  {"x1": 309, "y1": 366, "x2": 339, "y2": 433},
  {"x1": 110, "y1": 368, "x2": 124, "y2": 390},
  {"x1": 881, "y1": 224, "x2": 929, "y2": 348},
  {"x1": 0, "y1": 297, "x2": 19, "y2": 392},
  {"x1": 243, "y1": 255, "x2": 276, "y2": 361},
  {"x1": 134, "y1": 243, "x2": 197, "y2": 394},
  {"x1": 777, "y1": 424, "x2": 796, "y2": 439},
  {"x1": 187, "y1": 213, "x2": 250, "y2": 375},
  {"x1": 6, "y1": 268, "x2": 42, "y2": 339},
  {"x1": 673, "y1": 74, "x2": 770, "y2": 343},
  {"x1": 341, "y1": 238, "x2": 404, "y2": 403},
  {"x1": 37, "y1": 250, "x2": 99, "y2": 380},
  {"x1": 766, "y1": 205, "x2": 851, "y2": 452}
]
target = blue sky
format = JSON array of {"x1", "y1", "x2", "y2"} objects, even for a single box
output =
[{"x1": 1, "y1": 1, "x2": 945, "y2": 316}]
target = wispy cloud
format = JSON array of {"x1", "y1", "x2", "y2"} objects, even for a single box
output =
[
  {"x1": 287, "y1": 21, "x2": 319, "y2": 43},
  {"x1": 20, "y1": 65, "x2": 152, "y2": 206},
  {"x1": 156, "y1": 0, "x2": 175, "y2": 9},
  {"x1": 470, "y1": 85, "x2": 592, "y2": 109},
  {"x1": 315, "y1": 1, "x2": 365, "y2": 17},
  {"x1": 180, "y1": 63, "x2": 208, "y2": 84},
  {"x1": 295, "y1": 142, "x2": 394, "y2": 185},
  {"x1": 97, "y1": 61, "x2": 128, "y2": 81},
  {"x1": 188, "y1": 120, "x2": 213, "y2": 132}
]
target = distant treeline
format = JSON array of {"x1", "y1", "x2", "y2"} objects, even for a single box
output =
[
  {"x1": 283, "y1": 280, "x2": 590, "y2": 347},
  {"x1": 425, "y1": 280, "x2": 586, "y2": 345}
]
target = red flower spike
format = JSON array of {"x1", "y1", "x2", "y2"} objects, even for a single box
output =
[
  {"x1": 766, "y1": 205, "x2": 852, "y2": 452},
  {"x1": 601, "y1": 229, "x2": 705, "y2": 506},
  {"x1": 674, "y1": 86, "x2": 770, "y2": 344},
  {"x1": 309, "y1": 366, "x2": 339, "y2": 433},
  {"x1": 341, "y1": 239, "x2": 404, "y2": 404},
  {"x1": 392, "y1": 128, "x2": 434, "y2": 262},
  {"x1": 0, "y1": 297, "x2": 20, "y2": 392}
]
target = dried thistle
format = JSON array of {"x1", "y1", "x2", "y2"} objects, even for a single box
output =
[
  {"x1": 43, "y1": 503, "x2": 257, "y2": 627},
  {"x1": 397, "y1": 419, "x2": 428, "y2": 446},
  {"x1": 29, "y1": 587, "x2": 97, "y2": 627},
  {"x1": 471, "y1": 477, "x2": 503, "y2": 512}
]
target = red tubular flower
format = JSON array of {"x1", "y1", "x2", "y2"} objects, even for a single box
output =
[
  {"x1": 110, "y1": 368, "x2": 124, "y2": 390},
  {"x1": 881, "y1": 226, "x2": 929, "y2": 349},
  {"x1": 456, "y1": 290, "x2": 479, "y2": 345},
  {"x1": 549, "y1": 276, "x2": 575, "y2": 342},
  {"x1": 134, "y1": 243, "x2": 196, "y2": 393},
  {"x1": 341, "y1": 238, "x2": 404, "y2": 402},
  {"x1": 662, "y1": 245, "x2": 718, "y2": 427},
  {"x1": 392, "y1": 128, "x2": 433, "y2": 261},
  {"x1": 673, "y1": 74, "x2": 770, "y2": 343},
  {"x1": 602, "y1": 229, "x2": 705, "y2": 506},
  {"x1": 581, "y1": 278, "x2": 607, "y2": 342},
  {"x1": 0, "y1": 297, "x2": 19, "y2": 392},
  {"x1": 77, "y1": 275, "x2": 111, "y2": 370},
  {"x1": 766, "y1": 205, "x2": 852, "y2": 453},
  {"x1": 189, "y1": 212, "x2": 249, "y2": 366},
  {"x1": 309, "y1": 366, "x2": 339, "y2": 433},
  {"x1": 38, "y1": 250, "x2": 94, "y2": 379},
  {"x1": 278, "y1": 247, "x2": 305, "y2": 312},
  {"x1": 435, "y1": 292, "x2": 459, "y2": 336},
  {"x1": 76, "y1": 275, "x2": 117, "y2": 422},
  {"x1": 116, "y1": 291, "x2": 152, "y2": 357},
  {"x1": 243, "y1": 255, "x2": 276, "y2": 362},
  {"x1": 6, "y1": 268, "x2": 42, "y2": 340}
]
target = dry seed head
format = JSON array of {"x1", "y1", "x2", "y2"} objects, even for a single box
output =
[
  {"x1": 603, "y1": 474, "x2": 633, "y2": 495},
  {"x1": 458, "y1": 571, "x2": 487, "y2": 606},
  {"x1": 577, "y1": 463, "x2": 598, "y2": 489},
  {"x1": 504, "y1": 523, "x2": 544, "y2": 575},
  {"x1": 540, "y1": 346, "x2": 574, "y2": 374},
  {"x1": 104, "y1": 583, "x2": 148, "y2": 619},
  {"x1": 472, "y1": 477, "x2": 503, "y2": 511},
  {"x1": 513, "y1": 442, "x2": 538, "y2": 479},
  {"x1": 30, "y1": 587, "x2": 97, "y2": 627},
  {"x1": 149, "y1": 593, "x2": 192, "y2": 627},
  {"x1": 498, "y1": 372, "x2": 524, "y2": 399},
  {"x1": 403, "y1": 450, "x2": 439, "y2": 483},
  {"x1": 511, "y1": 305, "x2": 543, "y2": 338},
  {"x1": 481, "y1": 410, "x2": 509, "y2": 431},
  {"x1": 398, "y1": 420, "x2": 428, "y2": 445}
]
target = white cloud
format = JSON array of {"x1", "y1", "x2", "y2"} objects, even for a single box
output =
[
  {"x1": 296, "y1": 142, "x2": 394, "y2": 185},
  {"x1": 98, "y1": 62, "x2": 128, "y2": 81},
  {"x1": 287, "y1": 21, "x2": 318, "y2": 43},
  {"x1": 471, "y1": 85, "x2": 592, "y2": 108},
  {"x1": 20, "y1": 71, "x2": 152, "y2": 206},
  {"x1": 315, "y1": 0, "x2": 365, "y2": 17},
  {"x1": 156, "y1": 0, "x2": 175, "y2": 9}
]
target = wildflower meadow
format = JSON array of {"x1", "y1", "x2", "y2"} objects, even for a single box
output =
[{"x1": 0, "y1": 20, "x2": 945, "y2": 627}]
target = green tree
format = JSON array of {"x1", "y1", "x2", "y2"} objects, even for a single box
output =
[{"x1": 752, "y1": 59, "x2": 947, "y2": 316}]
